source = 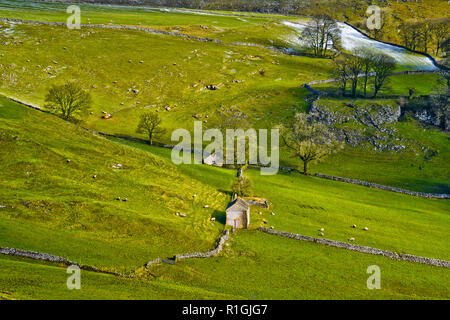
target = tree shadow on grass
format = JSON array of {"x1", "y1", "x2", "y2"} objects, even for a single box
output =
[{"x1": 212, "y1": 210, "x2": 226, "y2": 225}]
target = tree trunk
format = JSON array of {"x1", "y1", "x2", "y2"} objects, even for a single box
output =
[
  {"x1": 303, "y1": 161, "x2": 308, "y2": 175},
  {"x1": 149, "y1": 134, "x2": 153, "y2": 145}
]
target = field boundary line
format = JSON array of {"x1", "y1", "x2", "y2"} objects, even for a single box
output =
[
  {"x1": 145, "y1": 229, "x2": 230, "y2": 267},
  {"x1": 257, "y1": 227, "x2": 450, "y2": 268},
  {"x1": 0, "y1": 247, "x2": 130, "y2": 277},
  {"x1": 3, "y1": 93, "x2": 449, "y2": 199}
]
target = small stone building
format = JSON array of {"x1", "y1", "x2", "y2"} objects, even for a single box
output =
[{"x1": 225, "y1": 198, "x2": 250, "y2": 229}]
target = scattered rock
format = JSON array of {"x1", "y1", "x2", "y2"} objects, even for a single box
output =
[
  {"x1": 352, "y1": 225, "x2": 357, "y2": 228},
  {"x1": 116, "y1": 197, "x2": 121, "y2": 201},
  {"x1": 271, "y1": 212, "x2": 275, "y2": 216},
  {"x1": 122, "y1": 198, "x2": 128, "y2": 202},
  {"x1": 319, "y1": 232, "x2": 324, "y2": 236},
  {"x1": 210, "y1": 217, "x2": 216, "y2": 221},
  {"x1": 349, "y1": 237, "x2": 355, "y2": 242},
  {"x1": 179, "y1": 213, "x2": 186, "y2": 217},
  {"x1": 66, "y1": 159, "x2": 71, "y2": 163},
  {"x1": 363, "y1": 227, "x2": 368, "y2": 231},
  {"x1": 92, "y1": 175, "x2": 97, "y2": 179},
  {"x1": 319, "y1": 228, "x2": 324, "y2": 232},
  {"x1": 203, "y1": 205, "x2": 209, "y2": 208},
  {"x1": 258, "y1": 212, "x2": 262, "y2": 215}
]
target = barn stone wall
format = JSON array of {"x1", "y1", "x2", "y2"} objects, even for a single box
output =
[
  {"x1": 0, "y1": 247, "x2": 125, "y2": 276},
  {"x1": 146, "y1": 230, "x2": 230, "y2": 267},
  {"x1": 257, "y1": 227, "x2": 450, "y2": 268}
]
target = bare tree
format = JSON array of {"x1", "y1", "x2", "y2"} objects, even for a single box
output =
[
  {"x1": 301, "y1": 14, "x2": 341, "y2": 57},
  {"x1": 432, "y1": 20, "x2": 449, "y2": 57},
  {"x1": 356, "y1": 48, "x2": 376, "y2": 97},
  {"x1": 136, "y1": 112, "x2": 166, "y2": 145},
  {"x1": 281, "y1": 113, "x2": 343, "y2": 175},
  {"x1": 346, "y1": 53, "x2": 365, "y2": 97},
  {"x1": 399, "y1": 21, "x2": 421, "y2": 51},
  {"x1": 332, "y1": 54, "x2": 350, "y2": 96},
  {"x1": 45, "y1": 82, "x2": 91, "y2": 120},
  {"x1": 371, "y1": 53, "x2": 396, "y2": 98},
  {"x1": 231, "y1": 175, "x2": 253, "y2": 197},
  {"x1": 418, "y1": 21, "x2": 433, "y2": 53}
]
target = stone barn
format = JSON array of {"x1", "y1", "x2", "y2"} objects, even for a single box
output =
[{"x1": 225, "y1": 198, "x2": 250, "y2": 229}]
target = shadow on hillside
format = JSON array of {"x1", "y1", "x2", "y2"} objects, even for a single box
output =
[{"x1": 212, "y1": 210, "x2": 226, "y2": 225}]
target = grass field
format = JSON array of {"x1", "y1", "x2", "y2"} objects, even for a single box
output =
[
  {"x1": 0, "y1": 96, "x2": 229, "y2": 270},
  {"x1": 0, "y1": 9, "x2": 447, "y2": 192},
  {"x1": 0, "y1": 97, "x2": 448, "y2": 299},
  {"x1": 0, "y1": 0, "x2": 448, "y2": 300}
]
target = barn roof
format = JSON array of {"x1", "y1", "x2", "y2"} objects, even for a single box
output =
[{"x1": 226, "y1": 198, "x2": 249, "y2": 211}]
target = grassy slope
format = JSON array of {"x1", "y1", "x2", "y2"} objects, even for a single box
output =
[
  {"x1": 0, "y1": 96, "x2": 229, "y2": 270},
  {"x1": 0, "y1": 97, "x2": 448, "y2": 299},
  {"x1": 1, "y1": 2, "x2": 447, "y2": 194},
  {"x1": 1, "y1": 4, "x2": 448, "y2": 192},
  {"x1": 114, "y1": 139, "x2": 450, "y2": 261},
  {"x1": 0, "y1": 255, "x2": 239, "y2": 299},
  {"x1": 151, "y1": 231, "x2": 450, "y2": 300}
]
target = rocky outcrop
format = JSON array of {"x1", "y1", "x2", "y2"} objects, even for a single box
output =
[
  {"x1": 310, "y1": 100, "x2": 401, "y2": 127},
  {"x1": 258, "y1": 228, "x2": 450, "y2": 268},
  {"x1": 309, "y1": 99, "x2": 405, "y2": 151},
  {"x1": 413, "y1": 107, "x2": 449, "y2": 131}
]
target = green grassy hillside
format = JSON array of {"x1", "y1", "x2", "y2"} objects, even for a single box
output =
[
  {"x1": 0, "y1": 1, "x2": 448, "y2": 300},
  {"x1": 0, "y1": 6, "x2": 447, "y2": 193},
  {"x1": 0, "y1": 97, "x2": 448, "y2": 299},
  {"x1": 0, "y1": 96, "x2": 228, "y2": 270}
]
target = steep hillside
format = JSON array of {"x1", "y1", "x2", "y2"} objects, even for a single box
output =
[{"x1": 0, "y1": 96, "x2": 229, "y2": 270}]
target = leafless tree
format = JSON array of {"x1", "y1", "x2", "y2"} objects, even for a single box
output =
[
  {"x1": 301, "y1": 14, "x2": 341, "y2": 57},
  {"x1": 281, "y1": 113, "x2": 343, "y2": 175},
  {"x1": 332, "y1": 54, "x2": 350, "y2": 96},
  {"x1": 136, "y1": 112, "x2": 166, "y2": 145},
  {"x1": 371, "y1": 53, "x2": 396, "y2": 98},
  {"x1": 45, "y1": 82, "x2": 91, "y2": 120},
  {"x1": 432, "y1": 20, "x2": 449, "y2": 56}
]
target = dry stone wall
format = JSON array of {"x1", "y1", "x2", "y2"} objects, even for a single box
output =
[
  {"x1": 0, "y1": 247, "x2": 125, "y2": 276},
  {"x1": 258, "y1": 227, "x2": 450, "y2": 268},
  {"x1": 146, "y1": 230, "x2": 230, "y2": 267},
  {"x1": 313, "y1": 173, "x2": 449, "y2": 199}
]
